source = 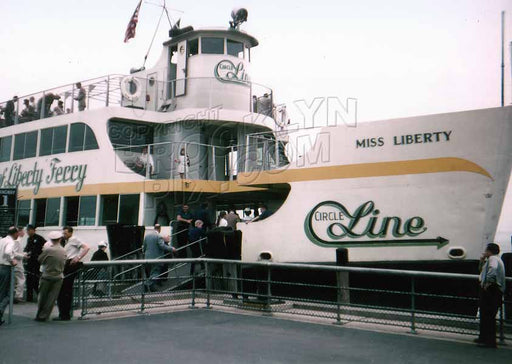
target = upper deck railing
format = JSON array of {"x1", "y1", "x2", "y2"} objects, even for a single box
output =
[{"x1": 0, "y1": 74, "x2": 285, "y2": 130}]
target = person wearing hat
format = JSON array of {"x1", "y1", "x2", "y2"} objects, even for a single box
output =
[
  {"x1": 24, "y1": 225, "x2": 46, "y2": 302},
  {"x1": 475, "y1": 243, "x2": 506, "y2": 348},
  {"x1": 91, "y1": 241, "x2": 109, "y2": 296},
  {"x1": 35, "y1": 231, "x2": 66, "y2": 322}
]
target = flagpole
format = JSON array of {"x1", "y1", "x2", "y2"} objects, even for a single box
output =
[{"x1": 501, "y1": 11, "x2": 505, "y2": 107}]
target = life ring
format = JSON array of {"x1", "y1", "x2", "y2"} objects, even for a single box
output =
[{"x1": 121, "y1": 76, "x2": 142, "y2": 102}]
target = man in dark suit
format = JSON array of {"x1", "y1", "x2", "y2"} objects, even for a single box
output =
[{"x1": 24, "y1": 225, "x2": 46, "y2": 302}]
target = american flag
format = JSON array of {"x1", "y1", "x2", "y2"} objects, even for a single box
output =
[{"x1": 124, "y1": 0, "x2": 142, "y2": 43}]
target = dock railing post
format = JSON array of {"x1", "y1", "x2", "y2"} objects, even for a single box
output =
[
  {"x1": 7, "y1": 265, "x2": 15, "y2": 324},
  {"x1": 410, "y1": 276, "x2": 417, "y2": 334},
  {"x1": 140, "y1": 263, "x2": 146, "y2": 313},
  {"x1": 335, "y1": 270, "x2": 342, "y2": 325},
  {"x1": 205, "y1": 260, "x2": 211, "y2": 309},
  {"x1": 499, "y1": 298, "x2": 506, "y2": 345},
  {"x1": 190, "y1": 264, "x2": 196, "y2": 309},
  {"x1": 264, "y1": 264, "x2": 272, "y2": 314}
]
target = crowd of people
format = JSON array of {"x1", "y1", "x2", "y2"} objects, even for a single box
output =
[
  {"x1": 0, "y1": 82, "x2": 87, "y2": 127},
  {"x1": 0, "y1": 225, "x2": 92, "y2": 324},
  {"x1": 142, "y1": 203, "x2": 273, "y2": 289}
]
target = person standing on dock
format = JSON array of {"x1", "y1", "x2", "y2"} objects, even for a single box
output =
[
  {"x1": 24, "y1": 225, "x2": 46, "y2": 302},
  {"x1": 35, "y1": 231, "x2": 66, "y2": 322},
  {"x1": 55, "y1": 226, "x2": 89, "y2": 321},
  {"x1": 475, "y1": 243, "x2": 506, "y2": 348},
  {"x1": 0, "y1": 227, "x2": 19, "y2": 326},
  {"x1": 12, "y1": 227, "x2": 27, "y2": 303}
]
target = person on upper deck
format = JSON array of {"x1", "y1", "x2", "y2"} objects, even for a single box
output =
[
  {"x1": 135, "y1": 146, "x2": 154, "y2": 177},
  {"x1": 2, "y1": 96, "x2": 18, "y2": 126},
  {"x1": 20, "y1": 99, "x2": 36, "y2": 122},
  {"x1": 37, "y1": 93, "x2": 60, "y2": 119},
  {"x1": 175, "y1": 148, "x2": 190, "y2": 179},
  {"x1": 53, "y1": 100, "x2": 65, "y2": 116},
  {"x1": 74, "y1": 82, "x2": 86, "y2": 111}
]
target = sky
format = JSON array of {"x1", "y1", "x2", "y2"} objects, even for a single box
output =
[
  {"x1": 1, "y1": 0, "x2": 512, "y2": 122},
  {"x1": 0, "y1": 0, "x2": 511, "y2": 238}
]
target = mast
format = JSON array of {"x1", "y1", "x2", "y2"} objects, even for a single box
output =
[{"x1": 501, "y1": 11, "x2": 505, "y2": 107}]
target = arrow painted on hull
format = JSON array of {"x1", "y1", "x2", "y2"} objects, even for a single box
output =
[{"x1": 320, "y1": 237, "x2": 449, "y2": 249}]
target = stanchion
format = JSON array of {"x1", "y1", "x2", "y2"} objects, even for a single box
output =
[
  {"x1": 499, "y1": 299, "x2": 506, "y2": 345},
  {"x1": 140, "y1": 263, "x2": 146, "y2": 313},
  {"x1": 410, "y1": 277, "x2": 417, "y2": 334},
  {"x1": 205, "y1": 261, "x2": 211, "y2": 309},
  {"x1": 8, "y1": 265, "x2": 15, "y2": 324}
]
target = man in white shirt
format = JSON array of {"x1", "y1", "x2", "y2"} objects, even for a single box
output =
[
  {"x1": 13, "y1": 227, "x2": 27, "y2": 303},
  {"x1": 476, "y1": 243, "x2": 506, "y2": 348},
  {"x1": 135, "y1": 146, "x2": 154, "y2": 177},
  {"x1": 0, "y1": 227, "x2": 19, "y2": 325},
  {"x1": 55, "y1": 226, "x2": 89, "y2": 321}
]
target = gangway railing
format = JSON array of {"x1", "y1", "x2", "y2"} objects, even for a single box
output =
[{"x1": 74, "y1": 258, "x2": 512, "y2": 343}]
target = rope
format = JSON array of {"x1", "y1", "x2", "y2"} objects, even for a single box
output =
[{"x1": 143, "y1": 5, "x2": 165, "y2": 67}]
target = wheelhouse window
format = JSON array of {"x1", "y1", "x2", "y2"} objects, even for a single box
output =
[
  {"x1": 108, "y1": 120, "x2": 153, "y2": 148},
  {"x1": 201, "y1": 37, "x2": 224, "y2": 54},
  {"x1": 69, "y1": 122, "x2": 99, "y2": 152},
  {"x1": 40, "y1": 125, "x2": 67, "y2": 156},
  {"x1": 0, "y1": 136, "x2": 12, "y2": 162},
  {"x1": 64, "y1": 195, "x2": 97, "y2": 226},
  {"x1": 13, "y1": 131, "x2": 37, "y2": 160},
  {"x1": 188, "y1": 38, "x2": 198, "y2": 56},
  {"x1": 227, "y1": 40, "x2": 244, "y2": 58},
  {"x1": 16, "y1": 200, "x2": 30, "y2": 226}
]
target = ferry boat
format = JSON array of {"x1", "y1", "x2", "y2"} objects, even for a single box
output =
[{"x1": 0, "y1": 9, "x2": 511, "y2": 272}]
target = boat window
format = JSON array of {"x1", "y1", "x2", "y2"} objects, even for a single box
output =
[
  {"x1": 0, "y1": 136, "x2": 12, "y2": 162},
  {"x1": 65, "y1": 195, "x2": 97, "y2": 226},
  {"x1": 99, "y1": 193, "x2": 139, "y2": 225},
  {"x1": 64, "y1": 196, "x2": 79, "y2": 226},
  {"x1": 188, "y1": 38, "x2": 198, "y2": 56},
  {"x1": 16, "y1": 200, "x2": 30, "y2": 226},
  {"x1": 69, "y1": 123, "x2": 99, "y2": 152},
  {"x1": 201, "y1": 37, "x2": 225, "y2": 54},
  {"x1": 100, "y1": 195, "x2": 119, "y2": 225},
  {"x1": 227, "y1": 40, "x2": 244, "y2": 58},
  {"x1": 40, "y1": 125, "x2": 68, "y2": 156},
  {"x1": 79, "y1": 195, "x2": 97, "y2": 225},
  {"x1": 44, "y1": 197, "x2": 60, "y2": 226},
  {"x1": 13, "y1": 131, "x2": 37, "y2": 160},
  {"x1": 108, "y1": 120, "x2": 153, "y2": 148},
  {"x1": 33, "y1": 199, "x2": 46, "y2": 227},
  {"x1": 119, "y1": 194, "x2": 140, "y2": 225}
]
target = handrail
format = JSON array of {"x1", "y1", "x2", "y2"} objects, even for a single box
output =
[
  {"x1": 85, "y1": 257, "x2": 512, "y2": 282},
  {"x1": 112, "y1": 247, "x2": 143, "y2": 261}
]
